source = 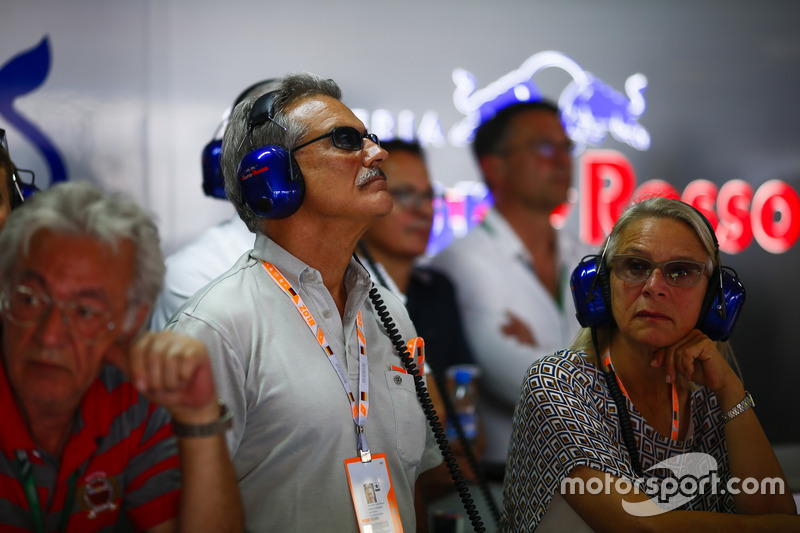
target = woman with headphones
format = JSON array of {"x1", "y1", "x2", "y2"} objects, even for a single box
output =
[{"x1": 501, "y1": 197, "x2": 798, "y2": 531}]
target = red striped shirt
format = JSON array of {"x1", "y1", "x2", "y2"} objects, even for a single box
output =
[{"x1": 0, "y1": 363, "x2": 180, "y2": 532}]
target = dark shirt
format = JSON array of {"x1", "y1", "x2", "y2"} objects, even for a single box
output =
[{"x1": 406, "y1": 266, "x2": 475, "y2": 374}]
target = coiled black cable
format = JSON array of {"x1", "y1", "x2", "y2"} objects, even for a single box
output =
[
  {"x1": 427, "y1": 368, "x2": 502, "y2": 527},
  {"x1": 357, "y1": 244, "x2": 500, "y2": 527},
  {"x1": 368, "y1": 285, "x2": 489, "y2": 532},
  {"x1": 591, "y1": 327, "x2": 644, "y2": 477}
]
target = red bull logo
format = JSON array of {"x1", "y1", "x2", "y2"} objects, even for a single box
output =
[
  {"x1": 450, "y1": 51, "x2": 650, "y2": 152},
  {"x1": 354, "y1": 49, "x2": 800, "y2": 255}
]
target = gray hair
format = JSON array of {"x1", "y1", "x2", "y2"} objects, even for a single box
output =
[
  {"x1": 221, "y1": 72, "x2": 342, "y2": 232},
  {"x1": 570, "y1": 196, "x2": 736, "y2": 367},
  {"x1": 0, "y1": 181, "x2": 165, "y2": 317}
]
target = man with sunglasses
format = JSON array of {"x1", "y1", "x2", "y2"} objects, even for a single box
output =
[
  {"x1": 428, "y1": 100, "x2": 594, "y2": 482},
  {"x1": 166, "y1": 73, "x2": 441, "y2": 532},
  {"x1": 0, "y1": 182, "x2": 242, "y2": 531}
]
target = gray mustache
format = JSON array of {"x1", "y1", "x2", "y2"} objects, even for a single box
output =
[{"x1": 356, "y1": 168, "x2": 386, "y2": 186}]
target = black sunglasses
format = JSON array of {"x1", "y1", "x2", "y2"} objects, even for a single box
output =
[{"x1": 292, "y1": 126, "x2": 380, "y2": 153}]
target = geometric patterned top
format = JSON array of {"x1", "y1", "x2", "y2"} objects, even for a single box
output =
[{"x1": 501, "y1": 350, "x2": 735, "y2": 531}]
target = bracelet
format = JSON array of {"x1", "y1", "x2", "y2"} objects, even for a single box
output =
[
  {"x1": 172, "y1": 400, "x2": 233, "y2": 438},
  {"x1": 719, "y1": 391, "x2": 754, "y2": 423}
]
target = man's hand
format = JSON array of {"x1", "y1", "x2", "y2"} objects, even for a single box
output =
[
  {"x1": 500, "y1": 311, "x2": 537, "y2": 346},
  {"x1": 105, "y1": 331, "x2": 220, "y2": 425}
]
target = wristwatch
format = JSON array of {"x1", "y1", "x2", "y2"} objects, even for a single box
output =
[
  {"x1": 720, "y1": 391, "x2": 754, "y2": 423},
  {"x1": 172, "y1": 400, "x2": 233, "y2": 437}
]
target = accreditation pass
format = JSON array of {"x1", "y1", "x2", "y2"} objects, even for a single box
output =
[{"x1": 345, "y1": 453, "x2": 404, "y2": 532}]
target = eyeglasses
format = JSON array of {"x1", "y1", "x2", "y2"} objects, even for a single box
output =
[
  {"x1": 292, "y1": 126, "x2": 380, "y2": 153},
  {"x1": 388, "y1": 187, "x2": 436, "y2": 211},
  {"x1": 502, "y1": 140, "x2": 575, "y2": 159},
  {"x1": 610, "y1": 255, "x2": 708, "y2": 287},
  {"x1": 1, "y1": 128, "x2": 37, "y2": 203},
  {"x1": 1, "y1": 285, "x2": 116, "y2": 341}
]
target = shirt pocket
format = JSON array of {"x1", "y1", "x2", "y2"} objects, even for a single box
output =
[{"x1": 384, "y1": 370, "x2": 427, "y2": 464}]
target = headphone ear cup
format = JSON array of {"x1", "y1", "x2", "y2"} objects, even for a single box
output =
[
  {"x1": 697, "y1": 267, "x2": 746, "y2": 341},
  {"x1": 237, "y1": 145, "x2": 304, "y2": 219},
  {"x1": 571, "y1": 256, "x2": 613, "y2": 329},
  {"x1": 201, "y1": 139, "x2": 226, "y2": 199}
]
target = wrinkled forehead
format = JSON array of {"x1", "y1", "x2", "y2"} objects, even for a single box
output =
[
  {"x1": 12, "y1": 230, "x2": 137, "y2": 293},
  {"x1": 286, "y1": 95, "x2": 363, "y2": 133},
  {"x1": 614, "y1": 216, "x2": 708, "y2": 258}
]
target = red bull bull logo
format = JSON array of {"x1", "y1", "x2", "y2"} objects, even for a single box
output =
[{"x1": 354, "y1": 49, "x2": 798, "y2": 255}]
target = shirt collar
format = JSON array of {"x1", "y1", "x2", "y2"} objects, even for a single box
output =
[
  {"x1": 251, "y1": 232, "x2": 373, "y2": 318},
  {"x1": 480, "y1": 207, "x2": 534, "y2": 266}
]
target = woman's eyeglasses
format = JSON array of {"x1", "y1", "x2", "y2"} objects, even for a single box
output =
[
  {"x1": 610, "y1": 255, "x2": 708, "y2": 287},
  {"x1": 292, "y1": 127, "x2": 380, "y2": 153}
]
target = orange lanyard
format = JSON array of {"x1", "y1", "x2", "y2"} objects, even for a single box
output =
[
  {"x1": 603, "y1": 351, "x2": 680, "y2": 441},
  {"x1": 261, "y1": 261, "x2": 371, "y2": 459}
]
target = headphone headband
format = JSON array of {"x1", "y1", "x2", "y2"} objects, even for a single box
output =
[{"x1": 234, "y1": 90, "x2": 304, "y2": 219}]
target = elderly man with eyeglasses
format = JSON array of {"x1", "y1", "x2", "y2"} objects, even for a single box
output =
[
  {"x1": 0, "y1": 182, "x2": 242, "y2": 532},
  {"x1": 165, "y1": 72, "x2": 441, "y2": 532}
]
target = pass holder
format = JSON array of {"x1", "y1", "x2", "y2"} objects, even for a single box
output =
[
  {"x1": 357, "y1": 425, "x2": 371, "y2": 463},
  {"x1": 406, "y1": 337, "x2": 425, "y2": 376},
  {"x1": 345, "y1": 453, "x2": 404, "y2": 533},
  {"x1": 392, "y1": 337, "x2": 426, "y2": 376}
]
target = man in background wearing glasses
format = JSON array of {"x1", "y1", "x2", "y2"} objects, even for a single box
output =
[
  {"x1": 0, "y1": 128, "x2": 38, "y2": 232},
  {"x1": 429, "y1": 100, "x2": 594, "y2": 484},
  {"x1": 357, "y1": 139, "x2": 475, "y2": 374},
  {"x1": 0, "y1": 181, "x2": 241, "y2": 531},
  {"x1": 0, "y1": 131, "x2": 17, "y2": 231},
  {"x1": 166, "y1": 73, "x2": 441, "y2": 532}
]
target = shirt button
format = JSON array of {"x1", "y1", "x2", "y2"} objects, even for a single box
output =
[
  {"x1": 394, "y1": 375, "x2": 403, "y2": 385},
  {"x1": 323, "y1": 310, "x2": 332, "y2": 319}
]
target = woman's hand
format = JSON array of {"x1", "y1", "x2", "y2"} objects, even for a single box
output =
[{"x1": 651, "y1": 329, "x2": 741, "y2": 396}]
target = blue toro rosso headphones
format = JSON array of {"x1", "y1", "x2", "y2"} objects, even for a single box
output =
[
  {"x1": 570, "y1": 208, "x2": 746, "y2": 342},
  {"x1": 234, "y1": 91, "x2": 305, "y2": 219}
]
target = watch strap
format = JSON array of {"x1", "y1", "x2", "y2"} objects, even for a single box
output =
[{"x1": 172, "y1": 400, "x2": 233, "y2": 437}]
